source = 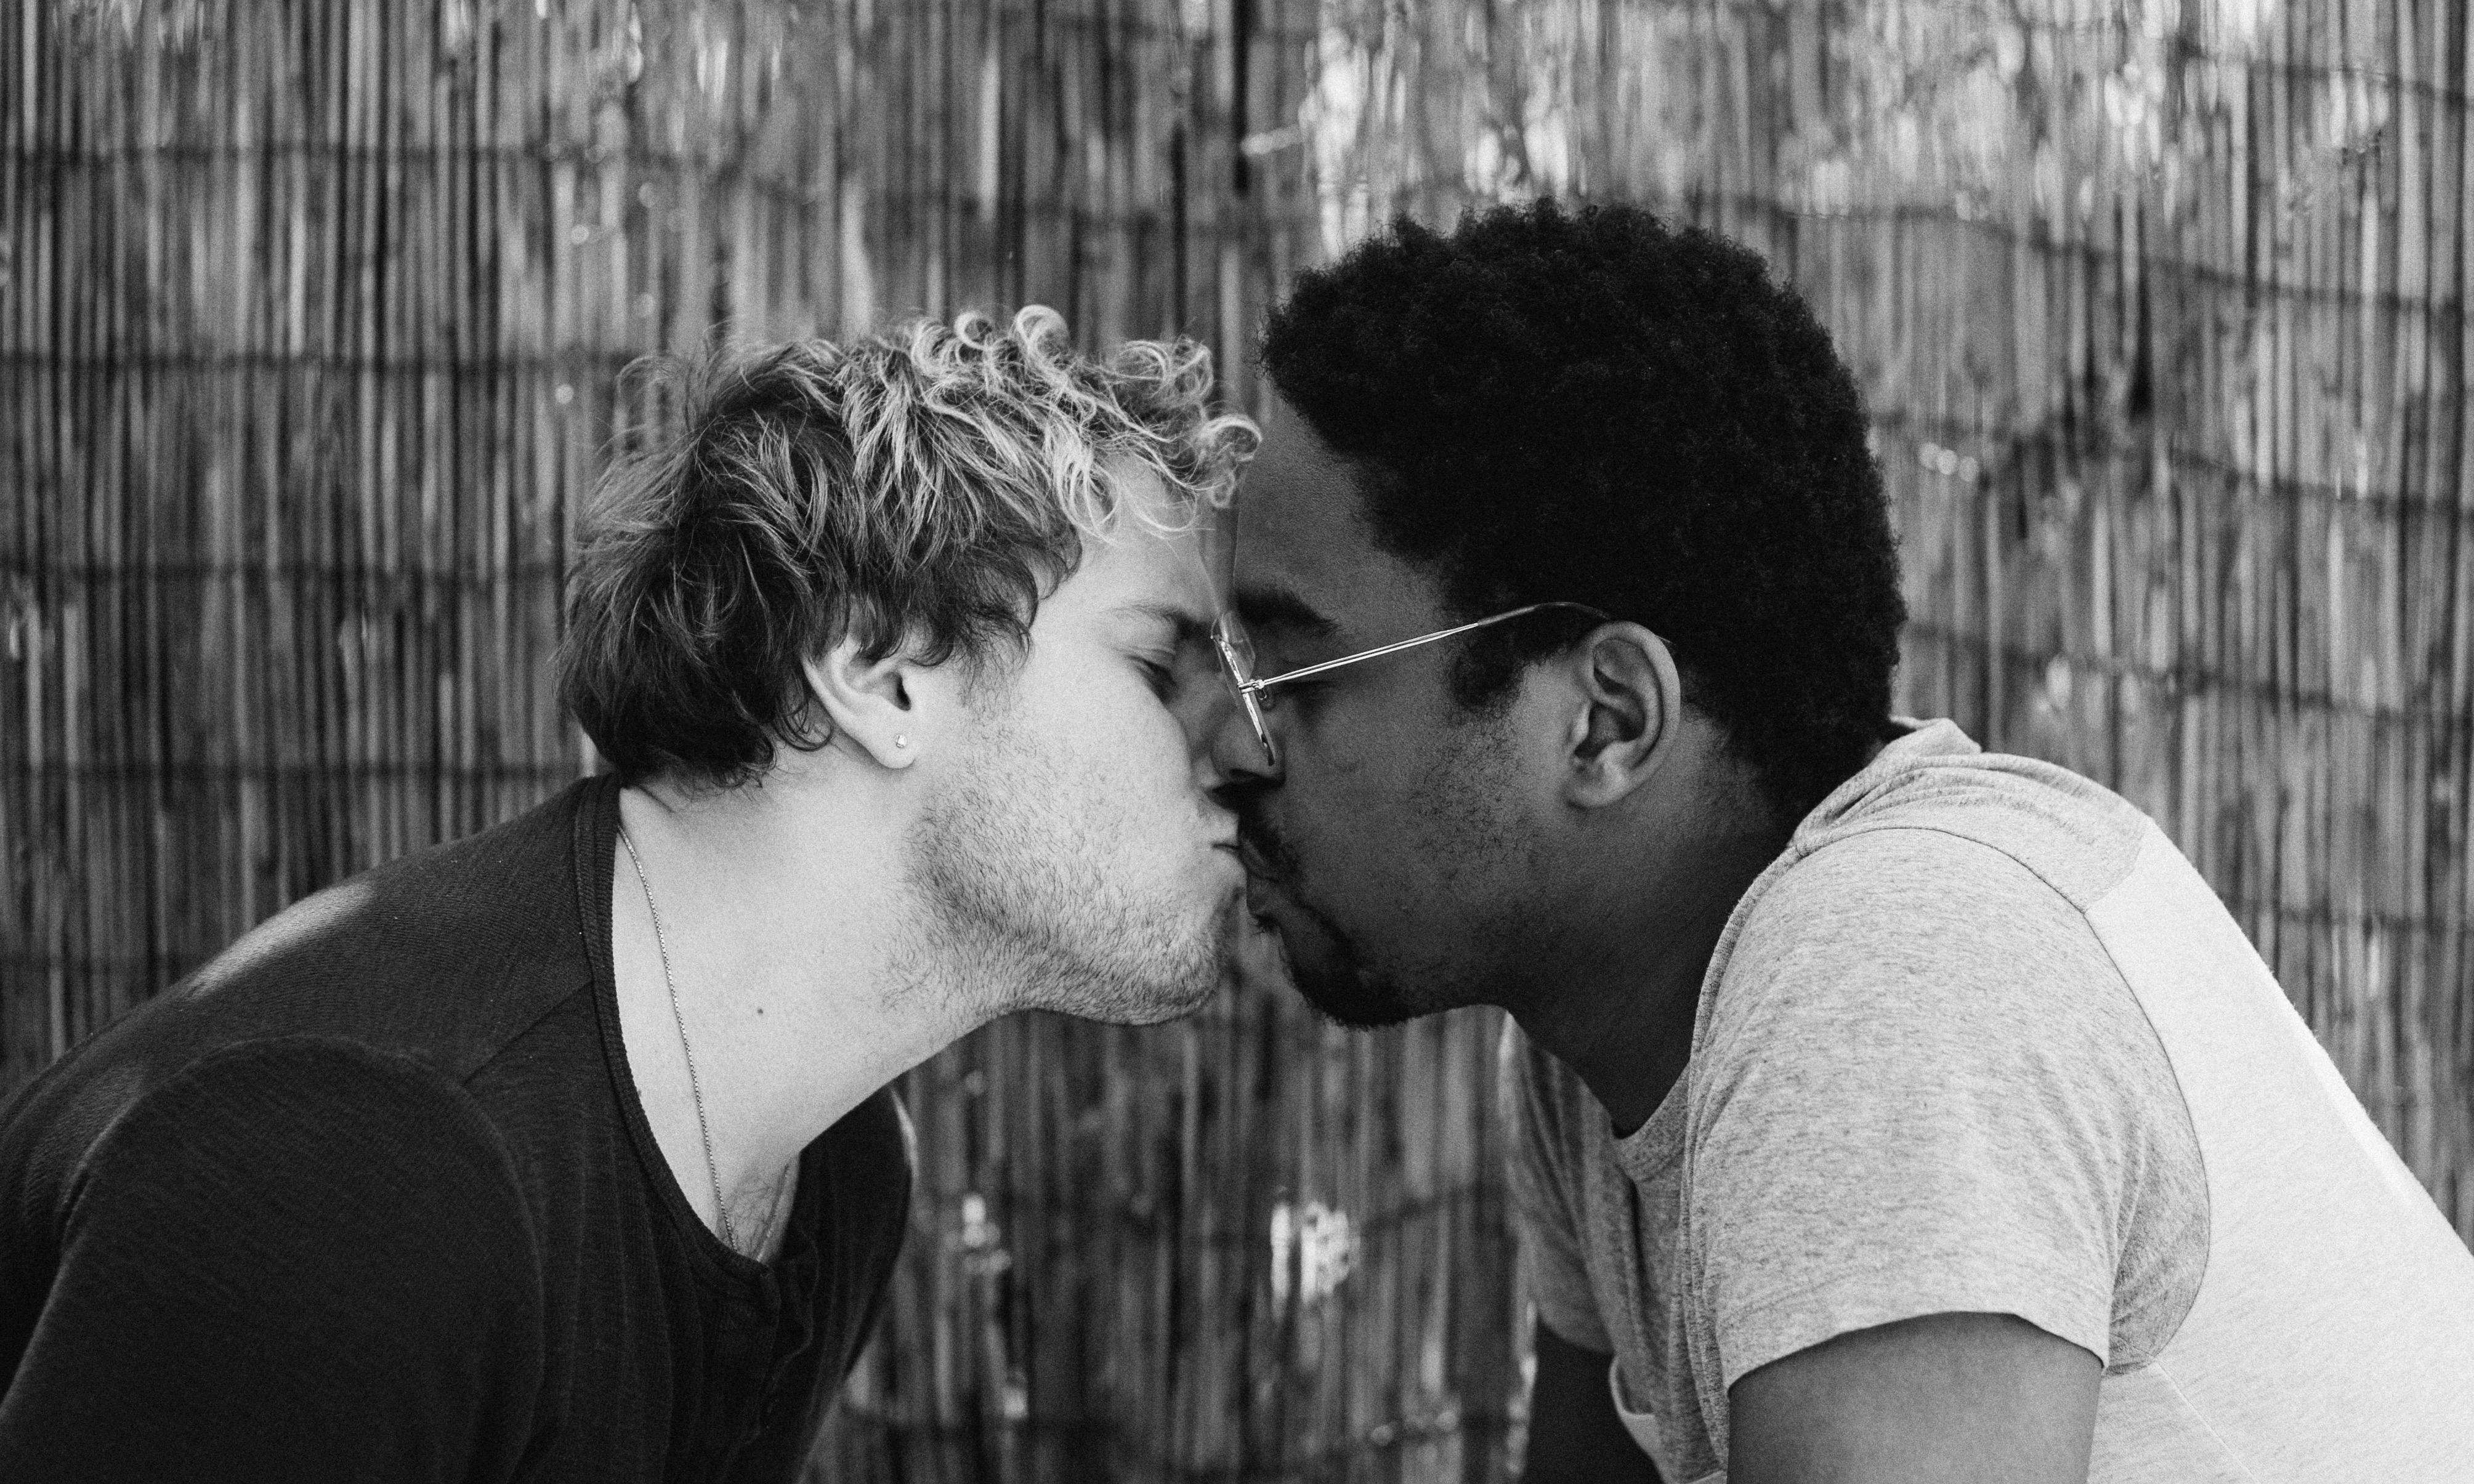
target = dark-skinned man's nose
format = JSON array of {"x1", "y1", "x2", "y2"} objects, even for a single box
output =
[{"x1": 1202, "y1": 695, "x2": 1281, "y2": 805}]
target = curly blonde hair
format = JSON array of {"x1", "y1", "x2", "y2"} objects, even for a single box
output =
[{"x1": 560, "y1": 307, "x2": 1259, "y2": 786}]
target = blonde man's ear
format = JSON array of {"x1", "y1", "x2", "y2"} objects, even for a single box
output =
[{"x1": 800, "y1": 640, "x2": 923, "y2": 770}]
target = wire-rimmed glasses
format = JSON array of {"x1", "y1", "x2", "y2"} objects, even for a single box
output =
[{"x1": 1211, "y1": 602, "x2": 1610, "y2": 768}]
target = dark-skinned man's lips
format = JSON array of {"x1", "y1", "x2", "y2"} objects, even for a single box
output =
[{"x1": 1234, "y1": 836, "x2": 1285, "y2": 914}]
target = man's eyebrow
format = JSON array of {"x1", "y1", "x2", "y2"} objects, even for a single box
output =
[
  {"x1": 1111, "y1": 601, "x2": 1215, "y2": 647},
  {"x1": 1232, "y1": 584, "x2": 1338, "y2": 637}
]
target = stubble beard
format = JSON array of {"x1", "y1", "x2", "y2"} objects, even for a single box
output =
[
  {"x1": 1241, "y1": 715, "x2": 1532, "y2": 1031},
  {"x1": 1285, "y1": 924, "x2": 1422, "y2": 1030},
  {"x1": 1237, "y1": 809, "x2": 1423, "y2": 1030},
  {"x1": 907, "y1": 730, "x2": 1232, "y2": 1027}
]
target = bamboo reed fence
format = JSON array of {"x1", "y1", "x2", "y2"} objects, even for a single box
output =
[{"x1": 4, "y1": 1, "x2": 2468, "y2": 1481}]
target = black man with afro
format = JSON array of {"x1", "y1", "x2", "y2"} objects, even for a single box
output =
[{"x1": 1208, "y1": 200, "x2": 2474, "y2": 1484}]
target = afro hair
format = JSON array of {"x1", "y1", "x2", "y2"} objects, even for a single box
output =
[{"x1": 1259, "y1": 200, "x2": 1906, "y2": 821}]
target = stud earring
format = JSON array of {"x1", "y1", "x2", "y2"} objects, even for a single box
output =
[{"x1": 894, "y1": 734, "x2": 910, "y2": 749}]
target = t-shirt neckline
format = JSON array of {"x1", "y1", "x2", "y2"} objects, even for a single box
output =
[{"x1": 1614, "y1": 1071, "x2": 1691, "y2": 1183}]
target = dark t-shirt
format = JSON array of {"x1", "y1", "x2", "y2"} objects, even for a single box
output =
[{"x1": 0, "y1": 776, "x2": 913, "y2": 1483}]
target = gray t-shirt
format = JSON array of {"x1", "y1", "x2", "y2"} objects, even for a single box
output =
[{"x1": 1506, "y1": 719, "x2": 2474, "y2": 1482}]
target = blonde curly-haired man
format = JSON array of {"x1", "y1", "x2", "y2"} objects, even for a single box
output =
[{"x1": 0, "y1": 309, "x2": 1257, "y2": 1483}]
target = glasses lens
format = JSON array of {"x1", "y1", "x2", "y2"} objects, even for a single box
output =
[{"x1": 1215, "y1": 612, "x2": 1256, "y2": 683}]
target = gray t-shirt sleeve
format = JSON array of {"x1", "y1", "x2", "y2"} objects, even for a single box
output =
[
  {"x1": 1686, "y1": 827, "x2": 2204, "y2": 1391},
  {"x1": 1500, "y1": 1020, "x2": 1614, "y2": 1352}
]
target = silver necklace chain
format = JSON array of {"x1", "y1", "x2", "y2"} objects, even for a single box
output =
[{"x1": 617, "y1": 826, "x2": 741, "y2": 1256}]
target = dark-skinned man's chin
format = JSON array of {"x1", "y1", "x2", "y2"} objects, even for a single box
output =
[
  {"x1": 1295, "y1": 969, "x2": 1421, "y2": 1030},
  {"x1": 1251, "y1": 906, "x2": 1420, "y2": 1030}
]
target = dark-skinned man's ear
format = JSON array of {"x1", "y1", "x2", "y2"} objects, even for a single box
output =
[{"x1": 1562, "y1": 624, "x2": 1680, "y2": 809}]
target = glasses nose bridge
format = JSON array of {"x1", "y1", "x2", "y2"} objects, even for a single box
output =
[{"x1": 1243, "y1": 682, "x2": 1281, "y2": 772}]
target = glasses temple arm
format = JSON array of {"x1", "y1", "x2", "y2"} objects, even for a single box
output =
[{"x1": 1243, "y1": 603, "x2": 1596, "y2": 695}]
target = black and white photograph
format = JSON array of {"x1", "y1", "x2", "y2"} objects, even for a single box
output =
[{"x1": 4, "y1": 2, "x2": 2473, "y2": 1480}]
